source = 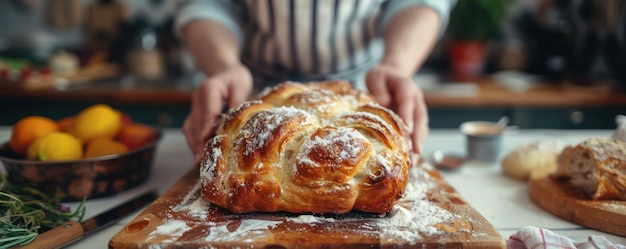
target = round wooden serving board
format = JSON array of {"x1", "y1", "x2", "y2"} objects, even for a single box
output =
[{"x1": 528, "y1": 170, "x2": 626, "y2": 237}]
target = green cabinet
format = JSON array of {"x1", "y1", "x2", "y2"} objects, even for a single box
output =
[
  {"x1": 1, "y1": 98, "x2": 623, "y2": 130},
  {"x1": 428, "y1": 106, "x2": 625, "y2": 129}
]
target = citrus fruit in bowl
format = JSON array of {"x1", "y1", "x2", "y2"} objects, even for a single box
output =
[
  {"x1": 69, "y1": 104, "x2": 122, "y2": 142},
  {"x1": 27, "y1": 131, "x2": 83, "y2": 161},
  {"x1": 0, "y1": 105, "x2": 163, "y2": 201},
  {"x1": 84, "y1": 137, "x2": 129, "y2": 158},
  {"x1": 9, "y1": 116, "x2": 59, "y2": 157}
]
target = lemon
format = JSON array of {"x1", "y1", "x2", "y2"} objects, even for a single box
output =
[
  {"x1": 10, "y1": 115, "x2": 59, "y2": 157},
  {"x1": 84, "y1": 137, "x2": 129, "y2": 158},
  {"x1": 27, "y1": 132, "x2": 83, "y2": 161},
  {"x1": 70, "y1": 104, "x2": 122, "y2": 142}
]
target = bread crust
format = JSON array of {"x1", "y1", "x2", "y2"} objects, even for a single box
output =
[
  {"x1": 554, "y1": 138, "x2": 626, "y2": 200},
  {"x1": 501, "y1": 140, "x2": 566, "y2": 181},
  {"x1": 200, "y1": 81, "x2": 413, "y2": 214}
]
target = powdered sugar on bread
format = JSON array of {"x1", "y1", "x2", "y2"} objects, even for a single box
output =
[{"x1": 200, "y1": 81, "x2": 412, "y2": 214}]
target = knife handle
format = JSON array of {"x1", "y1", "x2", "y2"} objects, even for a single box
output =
[{"x1": 17, "y1": 221, "x2": 84, "y2": 249}]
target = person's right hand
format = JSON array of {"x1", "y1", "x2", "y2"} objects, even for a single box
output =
[{"x1": 183, "y1": 64, "x2": 253, "y2": 164}]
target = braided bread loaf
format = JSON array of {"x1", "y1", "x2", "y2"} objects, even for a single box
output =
[{"x1": 200, "y1": 81, "x2": 412, "y2": 214}]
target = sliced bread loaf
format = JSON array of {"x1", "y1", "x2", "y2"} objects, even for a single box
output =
[{"x1": 554, "y1": 138, "x2": 626, "y2": 200}]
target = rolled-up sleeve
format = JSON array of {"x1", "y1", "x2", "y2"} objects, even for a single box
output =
[
  {"x1": 379, "y1": 0, "x2": 458, "y2": 36},
  {"x1": 174, "y1": 0, "x2": 245, "y2": 46}
]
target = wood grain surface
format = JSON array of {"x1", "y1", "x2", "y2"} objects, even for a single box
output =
[
  {"x1": 17, "y1": 221, "x2": 84, "y2": 249},
  {"x1": 528, "y1": 171, "x2": 626, "y2": 237},
  {"x1": 109, "y1": 165, "x2": 506, "y2": 249}
]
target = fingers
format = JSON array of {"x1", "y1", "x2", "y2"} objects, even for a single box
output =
[
  {"x1": 227, "y1": 72, "x2": 253, "y2": 108},
  {"x1": 184, "y1": 79, "x2": 227, "y2": 164},
  {"x1": 199, "y1": 80, "x2": 226, "y2": 143},
  {"x1": 367, "y1": 64, "x2": 428, "y2": 154},
  {"x1": 390, "y1": 79, "x2": 428, "y2": 154},
  {"x1": 183, "y1": 89, "x2": 205, "y2": 156},
  {"x1": 183, "y1": 115, "x2": 207, "y2": 165},
  {"x1": 366, "y1": 69, "x2": 392, "y2": 107},
  {"x1": 182, "y1": 116, "x2": 197, "y2": 155},
  {"x1": 396, "y1": 83, "x2": 428, "y2": 154},
  {"x1": 392, "y1": 79, "x2": 416, "y2": 132},
  {"x1": 184, "y1": 65, "x2": 253, "y2": 165},
  {"x1": 411, "y1": 87, "x2": 429, "y2": 154}
]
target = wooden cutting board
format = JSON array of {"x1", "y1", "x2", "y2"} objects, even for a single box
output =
[
  {"x1": 109, "y1": 165, "x2": 505, "y2": 248},
  {"x1": 528, "y1": 169, "x2": 626, "y2": 237}
]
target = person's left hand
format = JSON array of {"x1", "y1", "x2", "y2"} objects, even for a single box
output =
[{"x1": 365, "y1": 64, "x2": 429, "y2": 155}]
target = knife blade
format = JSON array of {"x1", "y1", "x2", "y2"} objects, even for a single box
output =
[{"x1": 17, "y1": 190, "x2": 159, "y2": 249}]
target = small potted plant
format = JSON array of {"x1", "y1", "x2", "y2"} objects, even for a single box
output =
[{"x1": 447, "y1": 0, "x2": 515, "y2": 80}]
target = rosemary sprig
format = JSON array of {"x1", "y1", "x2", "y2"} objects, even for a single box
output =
[
  {"x1": 0, "y1": 173, "x2": 86, "y2": 249},
  {"x1": 0, "y1": 222, "x2": 37, "y2": 248}
]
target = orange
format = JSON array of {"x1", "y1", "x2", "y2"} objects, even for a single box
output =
[
  {"x1": 70, "y1": 104, "x2": 122, "y2": 142},
  {"x1": 57, "y1": 116, "x2": 75, "y2": 132},
  {"x1": 120, "y1": 111, "x2": 134, "y2": 127},
  {"x1": 117, "y1": 123, "x2": 158, "y2": 150},
  {"x1": 10, "y1": 116, "x2": 60, "y2": 157},
  {"x1": 84, "y1": 137, "x2": 129, "y2": 158},
  {"x1": 27, "y1": 132, "x2": 83, "y2": 161}
]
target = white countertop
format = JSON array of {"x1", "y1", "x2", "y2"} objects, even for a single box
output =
[{"x1": 1, "y1": 127, "x2": 625, "y2": 248}]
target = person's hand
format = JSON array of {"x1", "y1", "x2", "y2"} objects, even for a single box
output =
[
  {"x1": 183, "y1": 64, "x2": 253, "y2": 164},
  {"x1": 365, "y1": 64, "x2": 429, "y2": 155}
]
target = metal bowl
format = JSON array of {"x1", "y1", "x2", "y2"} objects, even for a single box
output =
[{"x1": 0, "y1": 127, "x2": 162, "y2": 201}]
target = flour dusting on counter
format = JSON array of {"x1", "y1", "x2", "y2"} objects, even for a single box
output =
[
  {"x1": 205, "y1": 219, "x2": 283, "y2": 242},
  {"x1": 603, "y1": 202, "x2": 626, "y2": 211},
  {"x1": 171, "y1": 181, "x2": 210, "y2": 219},
  {"x1": 286, "y1": 214, "x2": 335, "y2": 224},
  {"x1": 377, "y1": 164, "x2": 456, "y2": 242},
  {"x1": 146, "y1": 220, "x2": 191, "y2": 242},
  {"x1": 148, "y1": 164, "x2": 470, "y2": 246}
]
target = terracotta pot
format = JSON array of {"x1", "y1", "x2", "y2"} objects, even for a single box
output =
[{"x1": 449, "y1": 40, "x2": 488, "y2": 81}]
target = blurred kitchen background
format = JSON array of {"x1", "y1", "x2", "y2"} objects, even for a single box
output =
[{"x1": 1, "y1": 0, "x2": 625, "y2": 130}]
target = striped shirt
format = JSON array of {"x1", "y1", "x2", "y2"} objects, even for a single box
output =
[{"x1": 176, "y1": 0, "x2": 456, "y2": 88}]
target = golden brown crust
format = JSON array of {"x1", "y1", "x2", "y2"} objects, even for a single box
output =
[
  {"x1": 200, "y1": 81, "x2": 412, "y2": 214},
  {"x1": 554, "y1": 138, "x2": 626, "y2": 200}
]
